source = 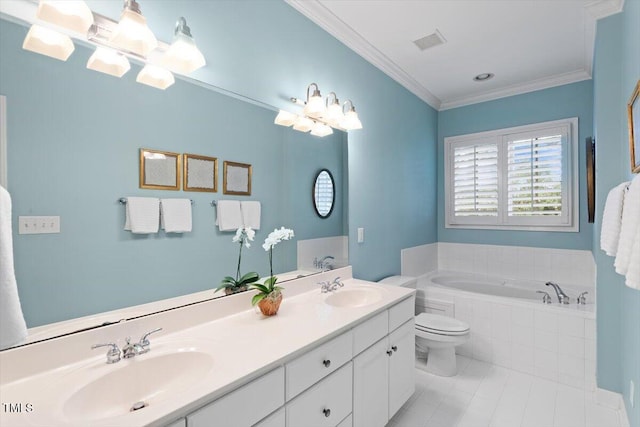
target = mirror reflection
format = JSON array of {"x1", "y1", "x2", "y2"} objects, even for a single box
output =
[
  {"x1": 313, "y1": 169, "x2": 335, "y2": 218},
  {"x1": 0, "y1": 18, "x2": 347, "y2": 350}
]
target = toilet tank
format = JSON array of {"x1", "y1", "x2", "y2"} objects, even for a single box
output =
[{"x1": 378, "y1": 275, "x2": 417, "y2": 289}]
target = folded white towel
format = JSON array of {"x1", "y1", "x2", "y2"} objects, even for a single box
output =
[
  {"x1": 160, "y1": 199, "x2": 192, "y2": 233},
  {"x1": 600, "y1": 182, "x2": 629, "y2": 256},
  {"x1": 0, "y1": 186, "x2": 27, "y2": 349},
  {"x1": 625, "y1": 223, "x2": 640, "y2": 290},
  {"x1": 124, "y1": 197, "x2": 160, "y2": 234},
  {"x1": 241, "y1": 201, "x2": 261, "y2": 230},
  {"x1": 615, "y1": 174, "x2": 640, "y2": 275},
  {"x1": 216, "y1": 200, "x2": 242, "y2": 231}
]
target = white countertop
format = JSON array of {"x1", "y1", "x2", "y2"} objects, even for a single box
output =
[{"x1": 0, "y1": 267, "x2": 415, "y2": 427}]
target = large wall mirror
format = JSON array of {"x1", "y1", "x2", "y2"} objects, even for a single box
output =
[{"x1": 0, "y1": 17, "x2": 347, "y2": 350}]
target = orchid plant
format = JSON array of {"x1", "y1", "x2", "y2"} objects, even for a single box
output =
[
  {"x1": 250, "y1": 227, "x2": 295, "y2": 306},
  {"x1": 215, "y1": 227, "x2": 260, "y2": 294}
]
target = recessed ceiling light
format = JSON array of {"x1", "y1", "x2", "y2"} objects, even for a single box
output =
[{"x1": 473, "y1": 73, "x2": 494, "y2": 82}]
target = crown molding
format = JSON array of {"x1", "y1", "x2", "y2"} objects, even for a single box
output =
[
  {"x1": 585, "y1": 0, "x2": 625, "y2": 19},
  {"x1": 439, "y1": 70, "x2": 592, "y2": 111},
  {"x1": 284, "y1": 0, "x2": 442, "y2": 110}
]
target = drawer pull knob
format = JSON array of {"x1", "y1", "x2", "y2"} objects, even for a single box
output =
[
  {"x1": 323, "y1": 408, "x2": 331, "y2": 417},
  {"x1": 322, "y1": 359, "x2": 331, "y2": 368},
  {"x1": 387, "y1": 350, "x2": 393, "y2": 356},
  {"x1": 392, "y1": 345, "x2": 398, "y2": 352}
]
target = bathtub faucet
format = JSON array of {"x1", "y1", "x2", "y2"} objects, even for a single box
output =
[{"x1": 545, "y1": 281, "x2": 570, "y2": 304}]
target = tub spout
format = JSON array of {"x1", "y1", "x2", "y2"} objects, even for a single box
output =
[{"x1": 545, "y1": 281, "x2": 570, "y2": 304}]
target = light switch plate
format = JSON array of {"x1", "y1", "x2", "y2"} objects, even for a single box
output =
[
  {"x1": 357, "y1": 227, "x2": 364, "y2": 243},
  {"x1": 18, "y1": 216, "x2": 60, "y2": 234}
]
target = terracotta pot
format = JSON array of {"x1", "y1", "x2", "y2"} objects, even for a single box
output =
[
  {"x1": 258, "y1": 291, "x2": 283, "y2": 316},
  {"x1": 224, "y1": 285, "x2": 248, "y2": 296}
]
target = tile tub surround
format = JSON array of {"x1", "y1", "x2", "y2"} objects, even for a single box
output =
[
  {"x1": 0, "y1": 267, "x2": 415, "y2": 426},
  {"x1": 417, "y1": 275, "x2": 596, "y2": 391},
  {"x1": 401, "y1": 243, "x2": 596, "y2": 291}
]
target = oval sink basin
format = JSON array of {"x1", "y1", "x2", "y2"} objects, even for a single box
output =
[
  {"x1": 324, "y1": 287, "x2": 383, "y2": 308},
  {"x1": 63, "y1": 350, "x2": 213, "y2": 422}
]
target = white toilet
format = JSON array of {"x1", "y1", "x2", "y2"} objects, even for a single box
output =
[{"x1": 379, "y1": 276, "x2": 471, "y2": 377}]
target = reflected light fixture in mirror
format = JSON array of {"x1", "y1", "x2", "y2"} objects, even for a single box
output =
[
  {"x1": 274, "y1": 82, "x2": 363, "y2": 136},
  {"x1": 109, "y1": 0, "x2": 157, "y2": 57},
  {"x1": 163, "y1": 17, "x2": 206, "y2": 74},
  {"x1": 137, "y1": 64, "x2": 175, "y2": 90},
  {"x1": 22, "y1": 24, "x2": 75, "y2": 61},
  {"x1": 18, "y1": 1, "x2": 206, "y2": 89},
  {"x1": 87, "y1": 47, "x2": 131, "y2": 77},
  {"x1": 36, "y1": 0, "x2": 93, "y2": 34}
]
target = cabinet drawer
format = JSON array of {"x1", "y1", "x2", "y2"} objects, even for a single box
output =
[
  {"x1": 286, "y1": 331, "x2": 353, "y2": 400},
  {"x1": 389, "y1": 296, "x2": 414, "y2": 332},
  {"x1": 187, "y1": 367, "x2": 284, "y2": 427},
  {"x1": 286, "y1": 362, "x2": 353, "y2": 427},
  {"x1": 352, "y1": 310, "x2": 388, "y2": 356},
  {"x1": 254, "y1": 408, "x2": 285, "y2": 427}
]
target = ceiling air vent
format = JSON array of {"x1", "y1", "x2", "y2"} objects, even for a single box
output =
[{"x1": 413, "y1": 29, "x2": 446, "y2": 51}]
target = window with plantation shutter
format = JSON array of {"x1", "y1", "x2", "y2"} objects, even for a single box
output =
[{"x1": 445, "y1": 118, "x2": 578, "y2": 232}]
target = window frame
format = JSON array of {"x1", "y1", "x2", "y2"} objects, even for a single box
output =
[{"x1": 444, "y1": 118, "x2": 579, "y2": 232}]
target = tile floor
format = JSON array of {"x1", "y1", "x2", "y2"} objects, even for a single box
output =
[{"x1": 388, "y1": 355, "x2": 624, "y2": 427}]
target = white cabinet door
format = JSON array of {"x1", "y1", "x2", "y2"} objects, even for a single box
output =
[
  {"x1": 352, "y1": 338, "x2": 389, "y2": 427},
  {"x1": 388, "y1": 320, "x2": 415, "y2": 417},
  {"x1": 164, "y1": 419, "x2": 186, "y2": 427}
]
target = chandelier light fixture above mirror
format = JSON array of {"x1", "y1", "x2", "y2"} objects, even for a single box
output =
[
  {"x1": 274, "y1": 83, "x2": 363, "y2": 137},
  {"x1": 19, "y1": 0, "x2": 206, "y2": 90}
]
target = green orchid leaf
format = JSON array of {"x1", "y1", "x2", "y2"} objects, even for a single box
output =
[
  {"x1": 250, "y1": 284, "x2": 270, "y2": 294},
  {"x1": 238, "y1": 272, "x2": 260, "y2": 285},
  {"x1": 251, "y1": 293, "x2": 266, "y2": 306}
]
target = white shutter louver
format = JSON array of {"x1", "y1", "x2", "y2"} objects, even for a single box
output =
[
  {"x1": 507, "y1": 135, "x2": 563, "y2": 217},
  {"x1": 453, "y1": 143, "x2": 498, "y2": 217}
]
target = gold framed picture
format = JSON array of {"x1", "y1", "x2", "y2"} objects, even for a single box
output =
[
  {"x1": 223, "y1": 161, "x2": 252, "y2": 195},
  {"x1": 139, "y1": 148, "x2": 180, "y2": 190},
  {"x1": 183, "y1": 153, "x2": 218, "y2": 192},
  {"x1": 628, "y1": 80, "x2": 640, "y2": 174}
]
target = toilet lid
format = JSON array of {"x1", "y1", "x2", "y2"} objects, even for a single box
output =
[{"x1": 415, "y1": 313, "x2": 469, "y2": 334}]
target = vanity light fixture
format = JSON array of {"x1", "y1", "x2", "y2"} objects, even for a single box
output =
[
  {"x1": 36, "y1": 0, "x2": 94, "y2": 34},
  {"x1": 22, "y1": 24, "x2": 75, "y2": 61},
  {"x1": 86, "y1": 47, "x2": 131, "y2": 78},
  {"x1": 136, "y1": 64, "x2": 175, "y2": 90},
  {"x1": 340, "y1": 100, "x2": 363, "y2": 130},
  {"x1": 303, "y1": 83, "x2": 325, "y2": 117},
  {"x1": 19, "y1": 0, "x2": 207, "y2": 90},
  {"x1": 109, "y1": 0, "x2": 157, "y2": 57},
  {"x1": 274, "y1": 83, "x2": 363, "y2": 137},
  {"x1": 162, "y1": 17, "x2": 206, "y2": 74}
]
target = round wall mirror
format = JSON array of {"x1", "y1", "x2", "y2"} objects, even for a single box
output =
[{"x1": 313, "y1": 169, "x2": 335, "y2": 218}]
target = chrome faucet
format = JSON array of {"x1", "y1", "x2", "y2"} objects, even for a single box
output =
[
  {"x1": 91, "y1": 342, "x2": 121, "y2": 364},
  {"x1": 545, "y1": 281, "x2": 570, "y2": 304},
  {"x1": 319, "y1": 277, "x2": 344, "y2": 293},
  {"x1": 122, "y1": 337, "x2": 144, "y2": 359},
  {"x1": 314, "y1": 255, "x2": 335, "y2": 272},
  {"x1": 138, "y1": 327, "x2": 162, "y2": 354}
]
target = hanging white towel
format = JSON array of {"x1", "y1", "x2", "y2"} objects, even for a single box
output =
[
  {"x1": 0, "y1": 186, "x2": 28, "y2": 349},
  {"x1": 615, "y1": 174, "x2": 640, "y2": 275},
  {"x1": 160, "y1": 199, "x2": 192, "y2": 233},
  {"x1": 216, "y1": 200, "x2": 242, "y2": 231},
  {"x1": 124, "y1": 197, "x2": 160, "y2": 234},
  {"x1": 241, "y1": 201, "x2": 261, "y2": 230},
  {"x1": 600, "y1": 181, "x2": 629, "y2": 256},
  {"x1": 625, "y1": 224, "x2": 640, "y2": 290}
]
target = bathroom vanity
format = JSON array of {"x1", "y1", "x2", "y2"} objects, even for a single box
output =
[{"x1": 0, "y1": 267, "x2": 415, "y2": 427}]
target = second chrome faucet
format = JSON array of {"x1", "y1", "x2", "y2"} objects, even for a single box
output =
[
  {"x1": 92, "y1": 327, "x2": 162, "y2": 364},
  {"x1": 545, "y1": 281, "x2": 570, "y2": 304}
]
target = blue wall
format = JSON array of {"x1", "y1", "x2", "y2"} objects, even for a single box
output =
[
  {"x1": 592, "y1": 1, "x2": 640, "y2": 425},
  {"x1": 82, "y1": 0, "x2": 440, "y2": 282},
  {"x1": 0, "y1": 19, "x2": 345, "y2": 326},
  {"x1": 437, "y1": 81, "x2": 594, "y2": 249}
]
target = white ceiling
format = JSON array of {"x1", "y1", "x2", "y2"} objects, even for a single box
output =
[{"x1": 286, "y1": 0, "x2": 624, "y2": 110}]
